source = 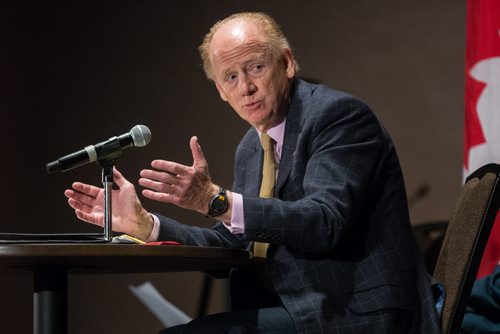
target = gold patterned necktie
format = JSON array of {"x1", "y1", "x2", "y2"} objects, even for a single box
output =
[
  {"x1": 259, "y1": 132, "x2": 277, "y2": 198},
  {"x1": 254, "y1": 132, "x2": 277, "y2": 259}
]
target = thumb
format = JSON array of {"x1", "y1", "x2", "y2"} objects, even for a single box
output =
[
  {"x1": 190, "y1": 136, "x2": 207, "y2": 169},
  {"x1": 113, "y1": 167, "x2": 130, "y2": 188}
]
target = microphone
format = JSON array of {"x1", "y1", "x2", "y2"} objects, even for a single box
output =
[{"x1": 46, "y1": 125, "x2": 151, "y2": 173}]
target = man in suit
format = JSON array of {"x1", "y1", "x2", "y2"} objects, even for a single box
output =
[{"x1": 65, "y1": 12, "x2": 440, "y2": 333}]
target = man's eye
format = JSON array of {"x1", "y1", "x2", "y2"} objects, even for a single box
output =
[
  {"x1": 225, "y1": 74, "x2": 237, "y2": 82},
  {"x1": 251, "y1": 64, "x2": 264, "y2": 72}
]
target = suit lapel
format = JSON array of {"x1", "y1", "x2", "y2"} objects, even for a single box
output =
[
  {"x1": 239, "y1": 131, "x2": 263, "y2": 197},
  {"x1": 276, "y1": 79, "x2": 310, "y2": 195}
]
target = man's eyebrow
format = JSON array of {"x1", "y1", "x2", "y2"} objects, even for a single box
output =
[
  {"x1": 245, "y1": 55, "x2": 266, "y2": 64},
  {"x1": 219, "y1": 54, "x2": 268, "y2": 77}
]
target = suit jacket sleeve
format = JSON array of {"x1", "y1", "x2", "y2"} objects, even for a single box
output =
[{"x1": 156, "y1": 214, "x2": 244, "y2": 249}]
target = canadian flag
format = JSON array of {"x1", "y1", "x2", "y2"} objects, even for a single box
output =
[{"x1": 464, "y1": 0, "x2": 500, "y2": 279}]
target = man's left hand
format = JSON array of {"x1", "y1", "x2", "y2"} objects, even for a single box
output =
[{"x1": 138, "y1": 136, "x2": 217, "y2": 215}]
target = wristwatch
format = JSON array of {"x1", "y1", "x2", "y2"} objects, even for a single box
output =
[{"x1": 207, "y1": 187, "x2": 228, "y2": 218}]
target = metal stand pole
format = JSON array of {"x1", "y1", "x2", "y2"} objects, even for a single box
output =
[{"x1": 101, "y1": 163, "x2": 114, "y2": 242}]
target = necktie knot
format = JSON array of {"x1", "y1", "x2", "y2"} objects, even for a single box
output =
[{"x1": 260, "y1": 132, "x2": 275, "y2": 151}]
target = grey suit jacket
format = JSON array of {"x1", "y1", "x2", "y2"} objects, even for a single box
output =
[{"x1": 157, "y1": 79, "x2": 440, "y2": 333}]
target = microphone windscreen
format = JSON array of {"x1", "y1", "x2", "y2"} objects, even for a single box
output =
[{"x1": 130, "y1": 125, "x2": 151, "y2": 147}]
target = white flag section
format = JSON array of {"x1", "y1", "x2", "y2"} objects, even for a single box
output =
[
  {"x1": 129, "y1": 281, "x2": 192, "y2": 328},
  {"x1": 466, "y1": 56, "x2": 500, "y2": 175}
]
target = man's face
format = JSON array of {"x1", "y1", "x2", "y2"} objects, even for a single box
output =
[{"x1": 209, "y1": 20, "x2": 295, "y2": 132}]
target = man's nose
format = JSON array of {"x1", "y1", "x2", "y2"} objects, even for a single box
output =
[{"x1": 238, "y1": 75, "x2": 256, "y2": 96}]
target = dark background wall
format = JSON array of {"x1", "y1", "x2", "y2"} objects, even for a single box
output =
[{"x1": 0, "y1": 1, "x2": 465, "y2": 332}]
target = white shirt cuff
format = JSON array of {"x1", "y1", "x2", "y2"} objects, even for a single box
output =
[
  {"x1": 146, "y1": 214, "x2": 161, "y2": 242},
  {"x1": 224, "y1": 192, "x2": 244, "y2": 234}
]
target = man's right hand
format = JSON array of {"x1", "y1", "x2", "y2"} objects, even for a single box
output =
[{"x1": 64, "y1": 168, "x2": 154, "y2": 241}]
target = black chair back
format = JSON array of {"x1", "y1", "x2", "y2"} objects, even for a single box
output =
[{"x1": 433, "y1": 163, "x2": 500, "y2": 334}]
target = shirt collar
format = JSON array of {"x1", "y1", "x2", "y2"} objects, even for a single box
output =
[{"x1": 257, "y1": 118, "x2": 286, "y2": 159}]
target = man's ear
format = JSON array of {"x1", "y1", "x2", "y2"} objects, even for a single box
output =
[
  {"x1": 215, "y1": 81, "x2": 228, "y2": 102},
  {"x1": 283, "y1": 48, "x2": 296, "y2": 79}
]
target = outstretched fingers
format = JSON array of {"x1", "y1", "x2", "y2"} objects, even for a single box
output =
[
  {"x1": 68, "y1": 182, "x2": 101, "y2": 199},
  {"x1": 64, "y1": 182, "x2": 104, "y2": 226},
  {"x1": 141, "y1": 188, "x2": 172, "y2": 203},
  {"x1": 65, "y1": 196, "x2": 103, "y2": 226},
  {"x1": 138, "y1": 137, "x2": 213, "y2": 213},
  {"x1": 65, "y1": 186, "x2": 100, "y2": 207},
  {"x1": 139, "y1": 159, "x2": 187, "y2": 200}
]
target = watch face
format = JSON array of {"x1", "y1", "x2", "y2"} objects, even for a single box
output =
[
  {"x1": 209, "y1": 190, "x2": 228, "y2": 217},
  {"x1": 212, "y1": 195, "x2": 226, "y2": 213}
]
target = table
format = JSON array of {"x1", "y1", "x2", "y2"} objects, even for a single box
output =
[{"x1": 0, "y1": 243, "x2": 252, "y2": 334}]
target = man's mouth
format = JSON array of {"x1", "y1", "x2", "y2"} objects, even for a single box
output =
[{"x1": 244, "y1": 101, "x2": 261, "y2": 109}]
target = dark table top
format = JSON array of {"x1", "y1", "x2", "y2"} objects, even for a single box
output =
[{"x1": 0, "y1": 243, "x2": 252, "y2": 275}]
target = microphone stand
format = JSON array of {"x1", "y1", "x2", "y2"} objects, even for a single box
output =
[
  {"x1": 100, "y1": 162, "x2": 114, "y2": 242},
  {"x1": 97, "y1": 139, "x2": 124, "y2": 242}
]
